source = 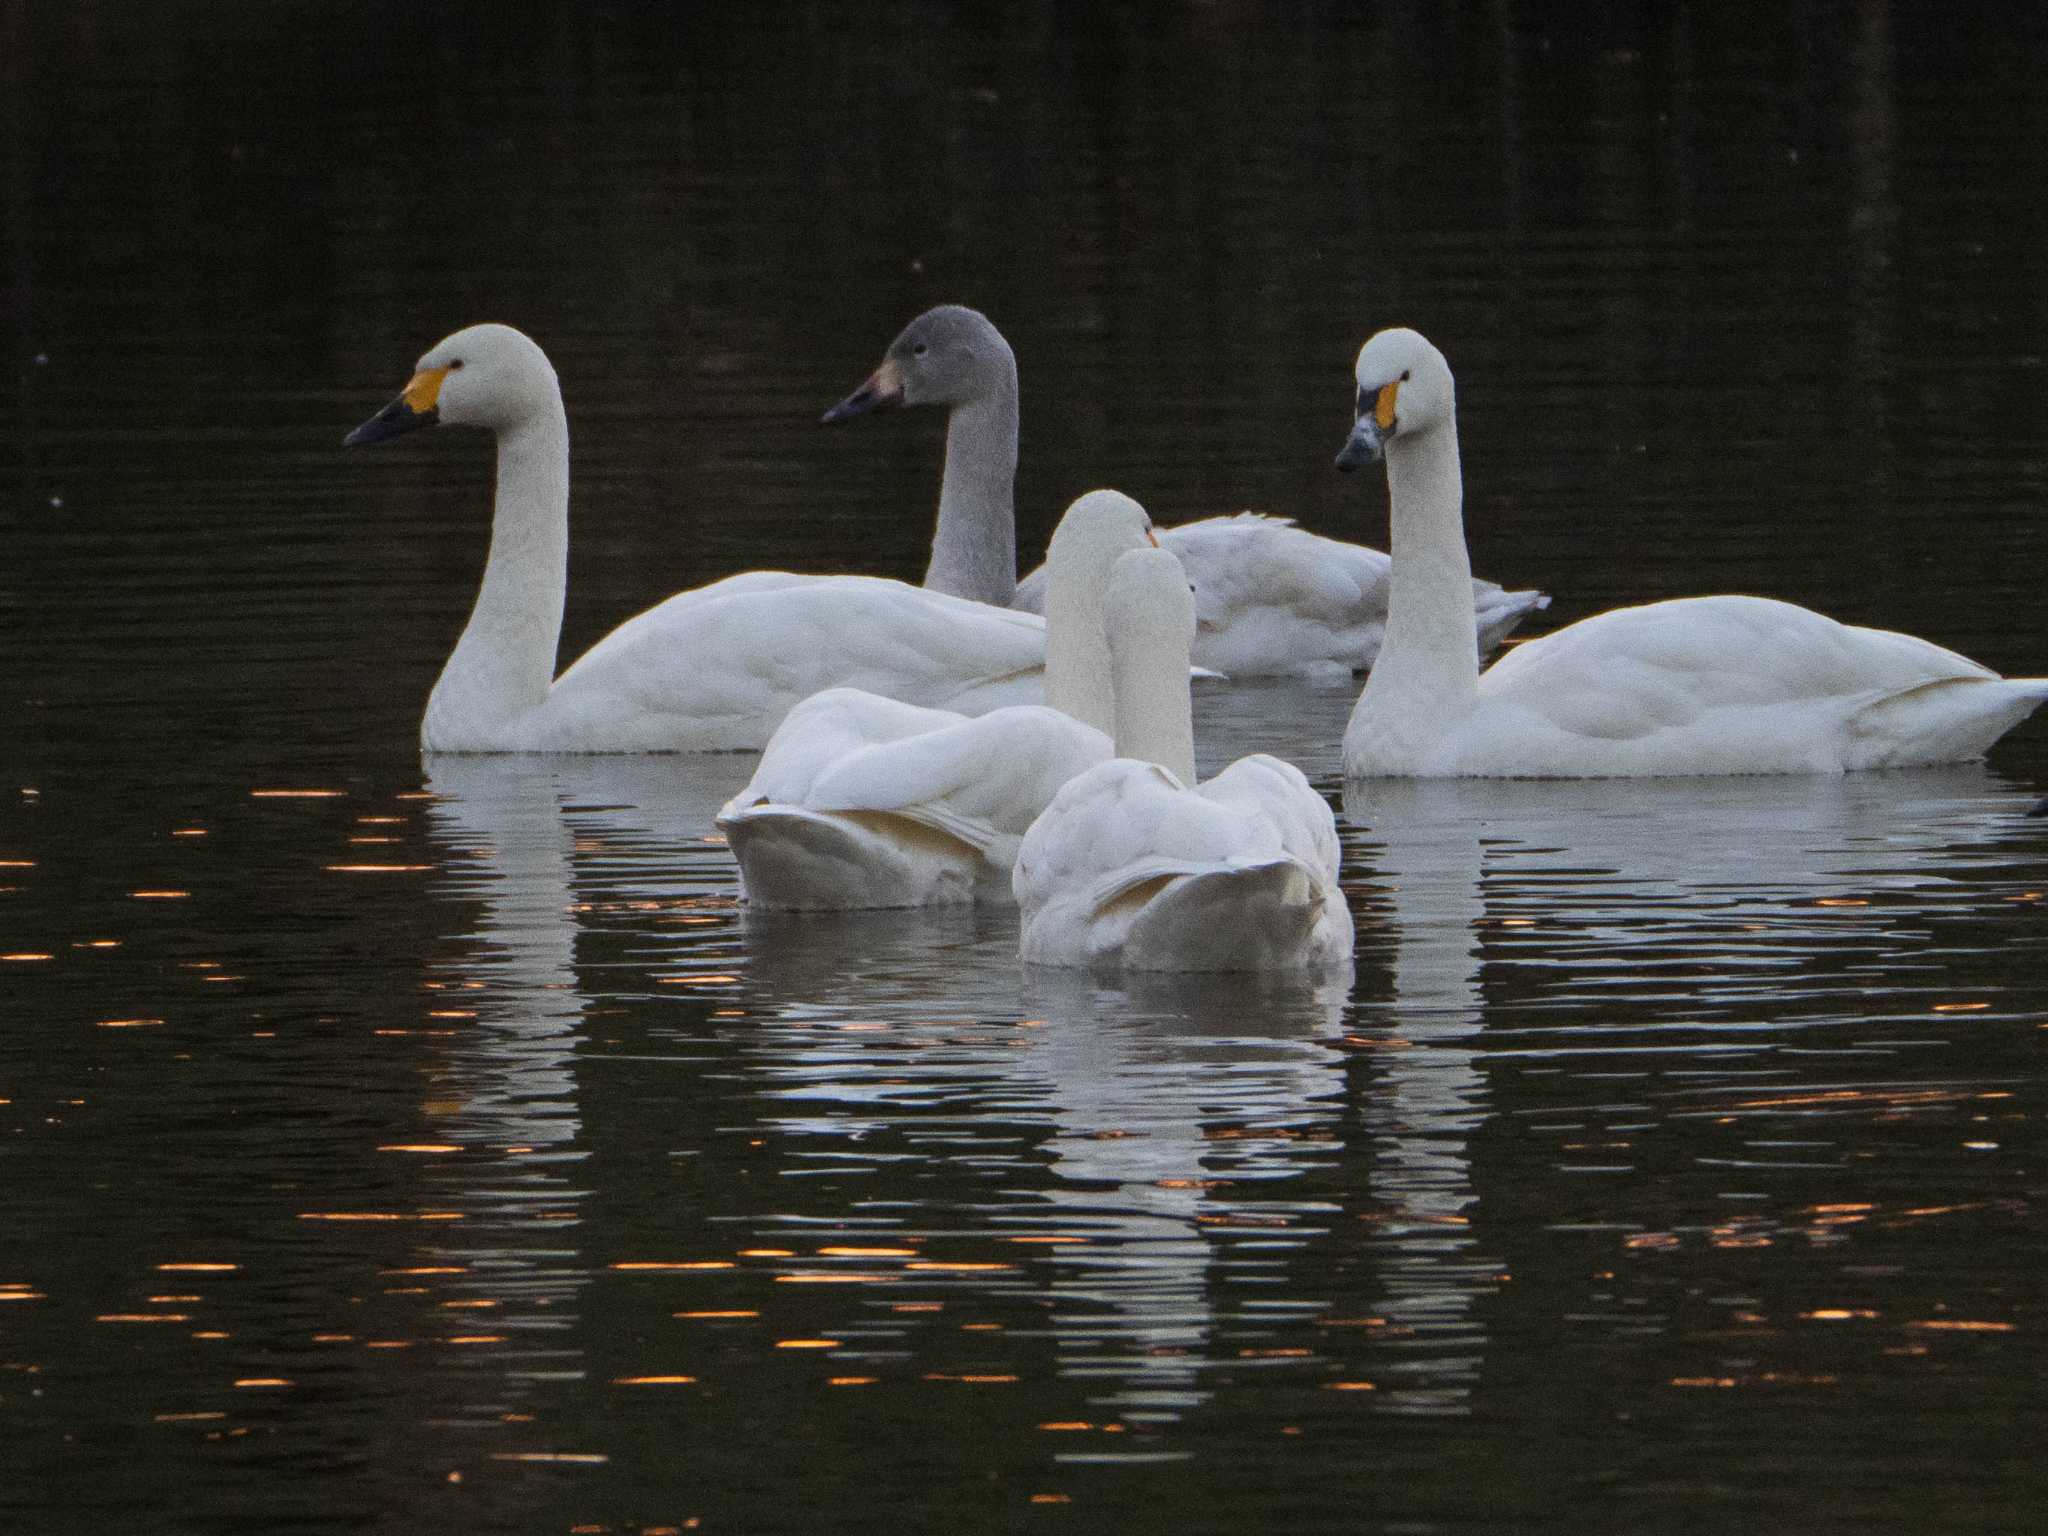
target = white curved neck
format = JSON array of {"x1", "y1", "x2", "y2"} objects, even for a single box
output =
[
  {"x1": 923, "y1": 373, "x2": 1018, "y2": 607},
  {"x1": 1112, "y1": 621, "x2": 1197, "y2": 788},
  {"x1": 1350, "y1": 414, "x2": 1479, "y2": 745},
  {"x1": 423, "y1": 407, "x2": 570, "y2": 748},
  {"x1": 1042, "y1": 550, "x2": 1117, "y2": 739}
]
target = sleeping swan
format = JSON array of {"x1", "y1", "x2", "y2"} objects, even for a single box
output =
[
  {"x1": 822, "y1": 305, "x2": 1547, "y2": 676},
  {"x1": 345, "y1": 323, "x2": 1050, "y2": 752},
  {"x1": 1013, "y1": 546, "x2": 1351, "y2": 972},
  {"x1": 714, "y1": 490, "x2": 1156, "y2": 908},
  {"x1": 1335, "y1": 327, "x2": 2048, "y2": 778}
]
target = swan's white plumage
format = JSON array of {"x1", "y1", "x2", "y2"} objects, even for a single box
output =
[
  {"x1": 1419, "y1": 595, "x2": 2048, "y2": 777},
  {"x1": 715, "y1": 490, "x2": 1155, "y2": 908},
  {"x1": 828, "y1": 305, "x2": 1545, "y2": 676},
  {"x1": 520, "y1": 572, "x2": 1048, "y2": 752},
  {"x1": 351, "y1": 323, "x2": 1055, "y2": 754},
  {"x1": 1014, "y1": 546, "x2": 1352, "y2": 972},
  {"x1": 1016, "y1": 511, "x2": 1546, "y2": 677},
  {"x1": 1015, "y1": 756, "x2": 1351, "y2": 971},
  {"x1": 718, "y1": 690, "x2": 1110, "y2": 908},
  {"x1": 1337, "y1": 327, "x2": 2048, "y2": 779}
]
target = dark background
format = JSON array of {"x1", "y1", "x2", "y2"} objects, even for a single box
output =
[{"x1": 3, "y1": 5, "x2": 2046, "y2": 1533}]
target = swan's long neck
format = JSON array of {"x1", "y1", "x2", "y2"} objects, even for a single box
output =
[
  {"x1": 1112, "y1": 617, "x2": 1198, "y2": 789},
  {"x1": 1043, "y1": 575, "x2": 1117, "y2": 738},
  {"x1": 923, "y1": 372, "x2": 1019, "y2": 607},
  {"x1": 1042, "y1": 529, "x2": 1119, "y2": 739},
  {"x1": 423, "y1": 407, "x2": 570, "y2": 748},
  {"x1": 1353, "y1": 415, "x2": 1479, "y2": 740}
]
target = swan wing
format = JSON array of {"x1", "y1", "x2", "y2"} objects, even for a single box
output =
[
  {"x1": 1433, "y1": 593, "x2": 2044, "y2": 774},
  {"x1": 1015, "y1": 760, "x2": 1283, "y2": 910},
  {"x1": 719, "y1": 692, "x2": 1111, "y2": 906},
  {"x1": 722, "y1": 688, "x2": 969, "y2": 812},
  {"x1": 810, "y1": 704, "x2": 1113, "y2": 844},
  {"x1": 1479, "y1": 594, "x2": 1997, "y2": 737},
  {"x1": 1159, "y1": 516, "x2": 1382, "y2": 675},
  {"x1": 1196, "y1": 754, "x2": 1344, "y2": 884},
  {"x1": 544, "y1": 574, "x2": 1047, "y2": 751},
  {"x1": 1015, "y1": 758, "x2": 1348, "y2": 969}
]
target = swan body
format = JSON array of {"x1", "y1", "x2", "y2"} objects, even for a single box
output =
[
  {"x1": 717, "y1": 690, "x2": 1110, "y2": 907},
  {"x1": 1015, "y1": 546, "x2": 1351, "y2": 971},
  {"x1": 825, "y1": 305, "x2": 1546, "y2": 676},
  {"x1": 348, "y1": 323, "x2": 1053, "y2": 753},
  {"x1": 491, "y1": 571, "x2": 1046, "y2": 753},
  {"x1": 715, "y1": 490, "x2": 1155, "y2": 908},
  {"x1": 1336, "y1": 328, "x2": 2048, "y2": 779}
]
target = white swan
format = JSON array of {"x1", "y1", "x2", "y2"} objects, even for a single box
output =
[
  {"x1": 1014, "y1": 546, "x2": 1352, "y2": 971},
  {"x1": 1335, "y1": 327, "x2": 2048, "y2": 778},
  {"x1": 822, "y1": 305, "x2": 1548, "y2": 676},
  {"x1": 715, "y1": 490, "x2": 1157, "y2": 908},
  {"x1": 345, "y1": 323, "x2": 1055, "y2": 752}
]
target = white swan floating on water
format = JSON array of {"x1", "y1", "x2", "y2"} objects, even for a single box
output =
[
  {"x1": 1335, "y1": 327, "x2": 2048, "y2": 778},
  {"x1": 1014, "y1": 545, "x2": 1351, "y2": 972},
  {"x1": 345, "y1": 323, "x2": 1053, "y2": 752},
  {"x1": 715, "y1": 490, "x2": 1156, "y2": 908},
  {"x1": 823, "y1": 305, "x2": 1548, "y2": 676}
]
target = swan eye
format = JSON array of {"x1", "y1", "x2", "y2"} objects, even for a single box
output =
[
  {"x1": 1401, "y1": 369, "x2": 1410, "y2": 381},
  {"x1": 912, "y1": 343, "x2": 929, "y2": 358},
  {"x1": 449, "y1": 359, "x2": 464, "y2": 370}
]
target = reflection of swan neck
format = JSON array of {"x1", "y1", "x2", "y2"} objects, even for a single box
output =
[
  {"x1": 927, "y1": 371, "x2": 1019, "y2": 607},
  {"x1": 1355, "y1": 419, "x2": 1478, "y2": 740},
  {"x1": 1376, "y1": 811, "x2": 1490, "y2": 1028},
  {"x1": 425, "y1": 408, "x2": 571, "y2": 747}
]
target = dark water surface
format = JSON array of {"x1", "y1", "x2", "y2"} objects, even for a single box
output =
[{"x1": 5, "y1": 4, "x2": 2047, "y2": 1532}]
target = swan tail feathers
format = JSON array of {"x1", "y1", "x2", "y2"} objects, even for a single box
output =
[
  {"x1": 1475, "y1": 587, "x2": 1552, "y2": 654},
  {"x1": 717, "y1": 803, "x2": 984, "y2": 909},
  {"x1": 1849, "y1": 675, "x2": 2048, "y2": 768},
  {"x1": 1120, "y1": 856, "x2": 1335, "y2": 972}
]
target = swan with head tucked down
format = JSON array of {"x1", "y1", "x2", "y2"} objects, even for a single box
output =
[
  {"x1": 1335, "y1": 327, "x2": 2048, "y2": 778},
  {"x1": 715, "y1": 490, "x2": 1157, "y2": 908},
  {"x1": 345, "y1": 323, "x2": 1053, "y2": 752},
  {"x1": 1013, "y1": 545, "x2": 1352, "y2": 972},
  {"x1": 822, "y1": 305, "x2": 1547, "y2": 676}
]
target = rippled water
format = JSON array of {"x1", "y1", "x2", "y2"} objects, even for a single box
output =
[{"x1": 6, "y1": 5, "x2": 2048, "y2": 1533}]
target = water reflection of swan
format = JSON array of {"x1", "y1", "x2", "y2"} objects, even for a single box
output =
[
  {"x1": 1020, "y1": 970, "x2": 1350, "y2": 1428},
  {"x1": 1348, "y1": 766, "x2": 2033, "y2": 966},
  {"x1": 403, "y1": 756, "x2": 605, "y2": 1365},
  {"x1": 1340, "y1": 765, "x2": 2039, "y2": 1413},
  {"x1": 422, "y1": 755, "x2": 591, "y2": 1159},
  {"x1": 1344, "y1": 781, "x2": 1498, "y2": 1417},
  {"x1": 729, "y1": 901, "x2": 1350, "y2": 1429}
]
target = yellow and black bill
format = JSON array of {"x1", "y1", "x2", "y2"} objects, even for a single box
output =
[
  {"x1": 1334, "y1": 380, "x2": 1399, "y2": 471},
  {"x1": 344, "y1": 366, "x2": 451, "y2": 447},
  {"x1": 820, "y1": 358, "x2": 905, "y2": 424}
]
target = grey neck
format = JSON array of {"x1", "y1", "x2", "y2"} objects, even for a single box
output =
[{"x1": 922, "y1": 372, "x2": 1019, "y2": 607}]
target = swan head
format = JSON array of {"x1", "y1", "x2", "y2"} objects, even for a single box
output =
[
  {"x1": 345, "y1": 323, "x2": 559, "y2": 446},
  {"x1": 821, "y1": 304, "x2": 1015, "y2": 422},
  {"x1": 1041, "y1": 490, "x2": 1159, "y2": 736},
  {"x1": 1335, "y1": 327, "x2": 1453, "y2": 471},
  {"x1": 1045, "y1": 488, "x2": 1158, "y2": 576}
]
